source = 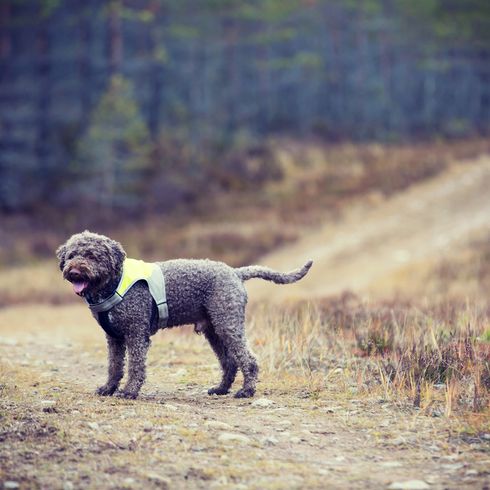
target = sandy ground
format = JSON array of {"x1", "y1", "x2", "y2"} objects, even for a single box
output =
[
  {"x1": 1, "y1": 156, "x2": 490, "y2": 489},
  {"x1": 1, "y1": 313, "x2": 489, "y2": 490}
]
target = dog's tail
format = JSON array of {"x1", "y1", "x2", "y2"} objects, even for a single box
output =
[{"x1": 235, "y1": 260, "x2": 313, "y2": 284}]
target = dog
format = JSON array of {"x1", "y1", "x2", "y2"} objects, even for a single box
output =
[{"x1": 56, "y1": 230, "x2": 312, "y2": 399}]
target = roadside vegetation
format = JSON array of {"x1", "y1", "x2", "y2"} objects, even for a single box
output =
[{"x1": 2, "y1": 137, "x2": 490, "y2": 269}]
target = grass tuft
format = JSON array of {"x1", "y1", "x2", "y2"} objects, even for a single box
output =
[{"x1": 249, "y1": 296, "x2": 490, "y2": 416}]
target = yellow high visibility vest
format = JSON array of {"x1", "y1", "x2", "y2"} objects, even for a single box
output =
[{"x1": 88, "y1": 258, "x2": 168, "y2": 336}]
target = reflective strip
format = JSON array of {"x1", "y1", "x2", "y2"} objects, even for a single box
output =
[
  {"x1": 147, "y1": 266, "x2": 168, "y2": 328},
  {"x1": 88, "y1": 291, "x2": 123, "y2": 313}
]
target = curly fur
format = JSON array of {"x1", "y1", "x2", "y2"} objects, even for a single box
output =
[{"x1": 56, "y1": 230, "x2": 312, "y2": 399}]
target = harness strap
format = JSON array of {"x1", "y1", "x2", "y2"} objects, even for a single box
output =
[
  {"x1": 89, "y1": 291, "x2": 124, "y2": 313},
  {"x1": 86, "y1": 261, "x2": 168, "y2": 338},
  {"x1": 148, "y1": 266, "x2": 168, "y2": 328},
  {"x1": 97, "y1": 311, "x2": 124, "y2": 340}
]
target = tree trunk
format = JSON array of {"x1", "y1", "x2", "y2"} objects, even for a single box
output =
[
  {"x1": 35, "y1": 16, "x2": 50, "y2": 172},
  {"x1": 108, "y1": 0, "x2": 123, "y2": 75},
  {"x1": 78, "y1": 2, "x2": 92, "y2": 124},
  {"x1": 0, "y1": 2, "x2": 12, "y2": 60}
]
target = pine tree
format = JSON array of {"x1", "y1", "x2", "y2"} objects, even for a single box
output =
[{"x1": 73, "y1": 75, "x2": 151, "y2": 215}]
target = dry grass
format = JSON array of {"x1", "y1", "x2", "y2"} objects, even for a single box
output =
[{"x1": 248, "y1": 297, "x2": 490, "y2": 423}]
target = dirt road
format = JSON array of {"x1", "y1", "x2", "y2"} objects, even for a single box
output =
[
  {"x1": 1, "y1": 308, "x2": 489, "y2": 490},
  {"x1": 247, "y1": 155, "x2": 490, "y2": 301}
]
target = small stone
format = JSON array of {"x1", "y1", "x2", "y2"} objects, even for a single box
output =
[
  {"x1": 41, "y1": 400, "x2": 57, "y2": 412},
  {"x1": 441, "y1": 463, "x2": 464, "y2": 471},
  {"x1": 218, "y1": 432, "x2": 251, "y2": 444},
  {"x1": 4, "y1": 482, "x2": 20, "y2": 489},
  {"x1": 63, "y1": 482, "x2": 74, "y2": 490},
  {"x1": 482, "y1": 433, "x2": 490, "y2": 440},
  {"x1": 211, "y1": 476, "x2": 228, "y2": 487},
  {"x1": 251, "y1": 398, "x2": 275, "y2": 408},
  {"x1": 164, "y1": 404, "x2": 178, "y2": 411},
  {"x1": 388, "y1": 480, "x2": 430, "y2": 490},
  {"x1": 380, "y1": 461, "x2": 403, "y2": 468},
  {"x1": 87, "y1": 421, "x2": 100, "y2": 430},
  {"x1": 123, "y1": 477, "x2": 135, "y2": 487},
  {"x1": 465, "y1": 469, "x2": 478, "y2": 476},
  {"x1": 323, "y1": 407, "x2": 337, "y2": 413},
  {"x1": 426, "y1": 445, "x2": 440, "y2": 452},
  {"x1": 146, "y1": 473, "x2": 171, "y2": 488},
  {"x1": 261, "y1": 436, "x2": 279, "y2": 446},
  {"x1": 205, "y1": 420, "x2": 233, "y2": 430},
  {"x1": 387, "y1": 435, "x2": 415, "y2": 446},
  {"x1": 143, "y1": 422, "x2": 153, "y2": 432},
  {"x1": 289, "y1": 436, "x2": 301, "y2": 444}
]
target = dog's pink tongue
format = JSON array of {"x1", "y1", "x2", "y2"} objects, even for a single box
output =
[{"x1": 72, "y1": 281, "x2": 87, "y2": 294}]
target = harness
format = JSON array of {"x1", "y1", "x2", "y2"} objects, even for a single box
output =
[{"x1": 87, "y1": 258, "x2": 168, "y2": 339}]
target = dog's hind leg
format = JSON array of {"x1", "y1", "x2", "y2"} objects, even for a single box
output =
[
  {"x1": 206, "y1": 303, "x2": 258, "y2": 398},
  {"x1": 96, "y1": 336, "x2": 126, "y2": 396},
  {"x1": 203, "y1": 323, "x2": 238, "y2": 395},
  {"x1": 227, "y1": 334, "x2": 258, "y2": 399}
]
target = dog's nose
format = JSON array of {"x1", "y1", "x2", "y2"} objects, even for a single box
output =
[{"x1": 70, "y1": 268, "x2": 82, "y2": 275}]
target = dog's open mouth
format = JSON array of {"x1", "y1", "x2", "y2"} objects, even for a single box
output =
[
  {"x1": 66, "y1": 267, "x2": 90, "y2": 296},
  {"x1": 72, "y1": 280, "x2": 88, "y2": 296}
]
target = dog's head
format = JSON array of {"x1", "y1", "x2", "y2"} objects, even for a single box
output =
[{"x1": 56, "y1": 231, "x2": 126, "y2": 297}]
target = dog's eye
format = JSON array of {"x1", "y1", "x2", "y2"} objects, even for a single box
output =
[
  {"x1": 67, "y1": 253, "x2": 75, "y2": 260},
  {"x1": 86, "y1": 252, "x2": 95, "y2": 260}
]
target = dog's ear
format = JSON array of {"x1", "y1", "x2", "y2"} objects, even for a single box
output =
[
  {"x1": 56, "y1": 244, "x2": 67, "y2": 271},
  {"x1": 109, "y1": 239, "x2": 127, "y2": 269}
]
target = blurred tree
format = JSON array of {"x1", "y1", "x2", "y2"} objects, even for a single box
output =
[{"x1": 72, "y1": 75, "x2": 151, "y2": 216}]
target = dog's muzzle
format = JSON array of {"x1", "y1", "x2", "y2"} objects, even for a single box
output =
[{"x1": 64, "y1": 265, "x2": 90, "y2": 296}]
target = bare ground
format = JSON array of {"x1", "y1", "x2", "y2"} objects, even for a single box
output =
[
  {"x1": 1, "y1": 308, "x2": 489, "y2": 490},
  {"x1": 2, "y1": 156, "x2": 490, "y2": 489}
]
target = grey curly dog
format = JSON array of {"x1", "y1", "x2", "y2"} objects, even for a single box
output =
[{"x1": 56, "y1": 231, "x2": 312, "y2": 399}]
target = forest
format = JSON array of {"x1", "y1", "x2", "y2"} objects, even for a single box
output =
[{"x1": 1, "y1": 0, "x2": 489, "y2": 216}]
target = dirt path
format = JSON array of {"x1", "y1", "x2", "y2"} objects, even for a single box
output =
[
  {"x1": 247, "y1": 155, "x2": 490, "y2": 301},
  {"x1": 1, "y1": 307, "x2": 489, "y2": 489}
]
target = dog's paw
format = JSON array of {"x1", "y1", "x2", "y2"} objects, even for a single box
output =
[
  {"x1": 116, "y1": 390, "x2": 138, "y2": 400},
  {"x1": 207, "y1": 386, "x2": 230, "y2": 396},
  {"x1": 96, "y1": 384, "x2": 117, "y2": 396},
  {"x1": 233, "y1": 387, "x2": 255, "y2": 398}
]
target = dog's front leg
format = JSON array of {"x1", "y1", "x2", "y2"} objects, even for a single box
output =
[
  {"x1": 118, "y1": 332, "x2": 150, "y2": 399},
  {"x1": 96, "y1": 336, "x2": 126, "y2": 396}
]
